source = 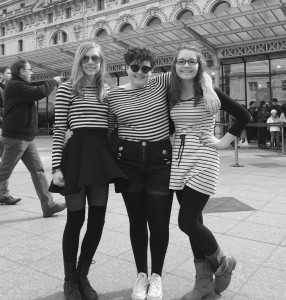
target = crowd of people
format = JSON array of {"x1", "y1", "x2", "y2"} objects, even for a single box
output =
[
  {"x1": 0, "y1": 41, "x2": 252, "y2": 300},
  {"x1": 244, "y1": 98, "x2": 286, "y2": 149}
]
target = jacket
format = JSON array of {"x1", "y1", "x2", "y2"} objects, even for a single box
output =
[
  {"x1": 257, "y1": 106, "x2": 269, "y2": 123},
  {"x1": 2, "y1": 75, "x2": 57, "y2": 141}
]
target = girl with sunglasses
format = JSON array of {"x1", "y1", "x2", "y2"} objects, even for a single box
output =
[
  {"x1": 52, "y1": 41, "x2": 128, "y2": 300},
  {"x1": 108, "y1": 47, "x2": 220, "y2": 300},
  {"x1": 168, "y1": 46, "x2": 250, "y2": 299}
]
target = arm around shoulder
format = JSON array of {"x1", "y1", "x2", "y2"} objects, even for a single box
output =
[{"x1": 214, "y1": 88, "x2": 251, "y2": 136}]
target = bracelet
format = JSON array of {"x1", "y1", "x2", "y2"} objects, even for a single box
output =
[{"x1": 52, "y1": 168, "x2": 61, "y2": 174}]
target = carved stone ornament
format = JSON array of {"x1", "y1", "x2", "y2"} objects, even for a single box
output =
[
  {"x1": 73, "y1": 24, "x2": 82, "y2": 40},
  {"x1": 119, "y1": 14, "x2": 132, "y2": 23},
  {"x1": 147, "y1": 7, "x2": 160, "y2": 17},
  {"x1": 75, "y1": 0, "x2": 81, "y2": 11},
  {"x1": 37, "y1": 32, "x2": 45, "y2": 48},
  {"x1": 105, "y1": 0, "x2": 119, "y2": 8},
  {"x1": 94, "y1": 20, "x2": 107, "y2": 29},
  {"x1": 38, "y1": 12, "x2": 44, "y2": 22},
  {"x1": 86, "y1": 0, "x2": 93, "y2": 8}
]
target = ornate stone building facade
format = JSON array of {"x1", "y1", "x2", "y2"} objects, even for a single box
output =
[
  {"x1": 0, "y1": 0, "x2": 285, "y2": 115},
  {"x1": 0, "y1": 0, "x2": 256, "y2": 57}
]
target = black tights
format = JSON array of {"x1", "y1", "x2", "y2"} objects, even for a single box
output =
[
  {"x1": 62, "y1": 185, "x2": 108, "y2": 263},
  {"x1": 122, "y1": 188, "x2": 173, "y2": 276},
  {"x1": 176, "y1": 187, "x2": 218, "y2": 259}
]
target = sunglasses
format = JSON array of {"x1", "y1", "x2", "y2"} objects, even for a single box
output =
[
  {"x1": 129, "y1": 64, "x2": 152, "y2": 74},
  {"x1": 82, "y1": 55, "x2": 102, "y2": 64}
]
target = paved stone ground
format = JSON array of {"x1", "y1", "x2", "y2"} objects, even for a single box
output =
[{"x1": 0, "y1": 136, "x2": 286, "y2": 300}]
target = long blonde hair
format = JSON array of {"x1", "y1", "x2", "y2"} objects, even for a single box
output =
[{"x1": 69, "y1": 41, "x2": 108, "y2": 103}]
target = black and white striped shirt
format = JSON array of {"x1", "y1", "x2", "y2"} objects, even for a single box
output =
[
  {"x1": 52, "y1": 81, "x2": 108, "y2": 169},
  {"x1": 108, "y1": 73, "x2": 170, "y2": 142}
]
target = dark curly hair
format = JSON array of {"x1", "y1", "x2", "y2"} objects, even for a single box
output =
[{"x1": 123, "y1": 47, "x2": 156, "y2": 68}]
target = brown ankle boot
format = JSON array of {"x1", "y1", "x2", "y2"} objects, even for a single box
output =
[
  {"x1": 206, "y1": 247, "x2": 236, "y2": 294},
  {"x1": 181, "y1": 259, "x2": 215, "y2": 300},
  {"x1": 77, "y1": 258, "x2": 98, "y2": 300},
  {"x1": 64, "y1": 262, "x2": 82, "y2": 300}
]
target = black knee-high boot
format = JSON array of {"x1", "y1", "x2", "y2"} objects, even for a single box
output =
[
  {"x1": 77, "y1": 258, "x2": 98, "y2": 300},
  {"x1": 64, "y1": 262, "x2": 82, "y2": 300}
]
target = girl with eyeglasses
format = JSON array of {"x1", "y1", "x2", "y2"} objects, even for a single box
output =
[
  {"x1": 52, "y1": 41, "x2": 128, "y2": 300},
  {"x1": 168, "y1": 46, "x2": 250, "y2": 299},
  {"x1": 108, "y1": 47, "x2": 220, "y2": 300}
]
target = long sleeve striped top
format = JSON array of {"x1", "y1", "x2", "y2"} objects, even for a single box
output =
[
  {"x1": 108, "y1": 73, "x2": 170, "y2": 142},
  {"x1": 52, "y1": 81, "x2": 108, "y2": 169}
]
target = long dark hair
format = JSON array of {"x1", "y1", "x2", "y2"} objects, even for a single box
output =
[{"x1": 168, "y1": 46, "x2": 206, "y2": 109}]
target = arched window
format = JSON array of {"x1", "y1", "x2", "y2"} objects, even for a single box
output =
[
  {"x1": 120, "y1": 23, "x2": 133, "y2": 32},
  {"x1": 211, "y1": 1, "x2": 231, "y2": 13},
  {"x1": 62, "y1": 31, "x2": 68, "y2": 43},
  {"x1": 96, "y1": 29, "x2": 108, "y2": 37},
  {"x1": 50, "y1": 30, "x2": 69, "y2": 45},
  {"x1": 177, "y1": 9, "x2": 194, "y2": 21},
  {"x1": 147, "y1": 17, "x2": 161, "y2": 26}
]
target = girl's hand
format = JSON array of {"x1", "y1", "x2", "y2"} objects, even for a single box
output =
[
  {"x1": 201, "y1": 73, "x2": 221, "y2": 115},
  {"x1": 200, "y1": 131, "x2": 231, "y2": 150},
  {"x1": 64, "y1": 129, "x2": 73, "y2": 146},
  {"x1": 52, "y1": 170, "x2": 65, "y2": 187}
]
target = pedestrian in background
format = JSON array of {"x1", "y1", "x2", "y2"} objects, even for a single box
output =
[
  {"x1": 257, "y1": 100, "x2": 269, "y2": 149},
  {"x1": 268, "y1": 98, "x2": 281, "y2": 116},
  {"x1": 52, "y1": 41, "x2": 128, "y2": 300},
  {"x1": 0, "y1": 59, "x2": 66, "y2": 214},
  {"x1": 168, "y1": 45, "x2": 250, "y2": 300},
  {"x1": 247, "y1": 100, "x2": 257, "y2": 142},
  {"x1": 267, "y1": 109, "x2": 281, "y2": 149},
  {"x1": 0, "y1": 66, "x2": 12, "y2": 158}
]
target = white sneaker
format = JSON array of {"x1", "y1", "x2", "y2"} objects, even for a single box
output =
[
  {"x1": 147, "y1": 273, "x2": 163, "y2": 300},
  {"x1": 131, "y1": 273, "x2": 148, "y2": 300}
]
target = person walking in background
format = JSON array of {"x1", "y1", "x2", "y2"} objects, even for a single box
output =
[
  {"x1": 108, "y1": 46, "x2": 220, "y2": 300},
  {"x1": 267, "y1": 109, "x2": 281, "y2": 150},
  {"x1": 0, "y1": 66, "x2": 12, "y2": 158},
  {"x1": 238, "y1": 104, "x2": 249, "y2": 147},
  {"x1": 168, "y1": 45, "x2": 250, "y2": 300},
  {"x1": 247, "y1": 100, "x2": 257, "y2": 142},
  {"x1": 52, "y1": 41, "x2": 128, "y2": 300},
  {"x1": 0, "y1": 59, "x2": 66, "y2": 214},
  {"x1": 257, "y1": 100, "x2": 269, "y2": 149}
]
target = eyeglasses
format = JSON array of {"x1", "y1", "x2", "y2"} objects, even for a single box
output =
[
  {"x1": 129, "y1": 64, "x2": 152, "y2": 74},
  {"x1": 176, "y1": 59, "x2": 198, "y2": 66},
  {"x1": 82, "y1": 55, "x2": 102, "y2": 64}
]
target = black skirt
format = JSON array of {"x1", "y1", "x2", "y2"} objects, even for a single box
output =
[{"x1": 59, "y1": 128, "x2": 129, "y2": 195}]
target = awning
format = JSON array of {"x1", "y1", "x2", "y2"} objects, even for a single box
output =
[{"x1": 0, "y1": 0, "x2": 285, "y2": 79}]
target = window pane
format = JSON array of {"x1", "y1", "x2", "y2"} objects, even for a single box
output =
[
  {"x1": 96, "y1": 29, "x2": 108, "y2": 37},
  {"x1": 177, "y1": 10, "x2": 194, "y2": 21},
  {"x1": 120, "y1": 23, "x2": 133, "y2": 32},
  {"x1": 247, "y1": 60, "x2": 270, "y2": 107},
  {"x1": 147, "y1": 17, "x2": 161, "y2": 26},
  {"x1": 271, "y1": 58, "x2": 286, "y2": 105},
  {"x1": 211, "y1": 2, "x2": 230, "y2": 13}
]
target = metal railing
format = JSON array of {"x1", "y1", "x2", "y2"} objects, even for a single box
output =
[{"x1": 215, "y1": 122, "x2": 286, "y2": 167}]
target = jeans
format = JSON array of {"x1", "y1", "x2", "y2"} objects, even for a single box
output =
[
  {"x1": 115, "y1": 138, "x2": 173, "y2": 275},
  {"x1": 270, "y1": 131, "x2": 280, "y2": 147},
  {"x1": 0, "y1": 129, "x2": 3, "y2": 157},
  {"x1": 257, "y1": 126, "x2": 267, "y2": 146},
  {"x1": 0, "y1": 137, "x2": 53, "y2": 209}
]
